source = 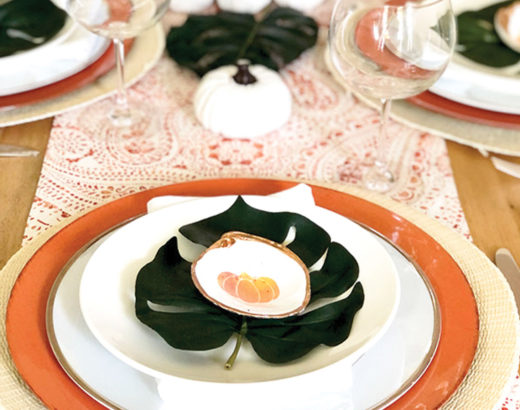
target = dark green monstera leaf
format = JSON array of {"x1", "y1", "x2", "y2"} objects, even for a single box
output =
[
  {"x1": 166, "y1": 7, "x2": 319, "y2": 76},
  {"x1": 135, "y1": 197, "x2": 364, "y2": 367},
  {"x1": 0, "y1": 0, "x2": 67, "y2": 57},
  {"x1": 457, "y1": 0, "x2": 520, "y2": 68}
]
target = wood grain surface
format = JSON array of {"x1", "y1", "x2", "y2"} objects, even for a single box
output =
[
  {"x1": 0, "y1": 118, "x2": 53, "y2": 269},
  {"x1": 447, "y1": 140, "x2": 520, "y2": 265}
]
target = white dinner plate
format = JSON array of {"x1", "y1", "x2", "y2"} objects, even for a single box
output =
[
  {"x1": 47, "y1": 195, "x2": 437, "y2": 410},
  {"x1": 430, "y1": 0, "x2": 520, "y2": 114},
  {"x1": 0, "y1": 18, "x2": 109, "y2": 96},
  {"x1": 78, "y1": 194, "x2": 400, "y2": 389}
]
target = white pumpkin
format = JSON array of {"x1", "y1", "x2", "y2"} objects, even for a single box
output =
[
  {"x1": 275, "y1": 0, "x2": 324, "y2": 12},
  {"x1": 169, "y1": 0, "x2": 213, "y2": 13},
  {"x1": 216, "y1": 0, "x2": 271, "y2": 14},
  {"x1": 194, "y1": 63, "x2": 292, "y2": 139}
]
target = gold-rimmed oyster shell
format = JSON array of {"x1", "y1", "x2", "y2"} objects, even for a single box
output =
[{"x1": 191, "y1": 232, "x2": 311, "y2": 318}]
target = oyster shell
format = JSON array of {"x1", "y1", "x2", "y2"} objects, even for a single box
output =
[{"x1": 191, "y1": 231, "x2": 310, "y2": 318}]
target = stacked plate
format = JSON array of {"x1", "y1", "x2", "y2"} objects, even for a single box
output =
[
  {"x1": 0, "y1": 18, "x2": 109, "y2": 98},
  {"x1": 0, "y1": 15, "x2": 113, "y2": 109},
  {"x1": 6, "y1": 180, "x2": 482, "y2": 410},
  {"x1": 411, "y1": 0, "x2": 520, "y2": 129}
]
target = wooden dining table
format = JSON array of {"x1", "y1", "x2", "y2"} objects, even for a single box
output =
[{"x1": 2, "y1": 117, "x2": 519, "y2": 272}]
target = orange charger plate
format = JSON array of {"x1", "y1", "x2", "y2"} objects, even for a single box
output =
[{"x1": 6, "y1": 179, "x2": 479, "y2": 409}]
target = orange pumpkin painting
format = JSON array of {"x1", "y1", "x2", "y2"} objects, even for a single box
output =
[{"x1": 217, "y1": 272, "x2": 280, "y2": 303}]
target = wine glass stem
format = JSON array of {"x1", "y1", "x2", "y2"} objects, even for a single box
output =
[
  {"x1": 114, "y1": 38, "x2": 128, "y2": 110},
  {"x1": 374, "y1": 98, "x2": 392, "y2": 174},
  {"x1": 363, "y1": 98, "x2": 395, "y2": 192},
  {"x1": 111, "y1": 38, "x2": 131, "y2": 125}
]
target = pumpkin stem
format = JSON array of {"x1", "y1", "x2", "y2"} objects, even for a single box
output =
[
  {"x1": 225, "y1": 318, "x2": 248, "y2": 369},
  {"x1": 233, "y1": 63, "x2": 257, "y2": 85}
]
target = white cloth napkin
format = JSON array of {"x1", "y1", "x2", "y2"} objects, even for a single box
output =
[{"x1": 156, "y1": 360, "x2": 354, "y2": 410}]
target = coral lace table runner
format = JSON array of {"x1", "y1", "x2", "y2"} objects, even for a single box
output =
[{"x1": 22, "y1": 33, "x2": 519, "y2": 408}]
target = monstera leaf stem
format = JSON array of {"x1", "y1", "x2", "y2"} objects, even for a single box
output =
[
  {"x1": 236, "y1": 23, "x2": 259, "y2": 63},
  {"x1": 236, "y1": 3, "x2": 276, "y2": 61},
  {"x1": 226, "y1": 318, "x2": 248, "y2": 369}
]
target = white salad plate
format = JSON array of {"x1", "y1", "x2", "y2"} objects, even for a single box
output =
[
  {"x1": 0, "y1": 18, "x2": 109, "y2": 96},
  {"x1": 430, "y1": 0, "x2": 520, "y2": 114},
  {"x1": 47, "y1": 190, "x2": 438, "y2": 410}
]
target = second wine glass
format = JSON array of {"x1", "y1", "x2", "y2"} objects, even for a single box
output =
[
  {"x1": 329, "y1": 0, "x2": 456, "y2": 193},
  {"x1": 65, "y1": 0, "x2": 170, "y2": 127}
]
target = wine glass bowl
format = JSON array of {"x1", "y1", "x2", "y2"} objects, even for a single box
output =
[
  {"x1": 64, "y1": 0, "x2": 170, "y2": 127},
  {"x1": 328, "y1": 0, "x2": 456, "y2": 192},
  {"x1": 66, "y1": 0, "x2": 169, "y2": 39}
]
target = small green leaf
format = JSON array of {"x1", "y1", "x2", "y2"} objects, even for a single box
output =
[
  {"x1": 0, "y1": 0, "x2": 67, "y2": 57},
  {"x1": 457, "y1": 0, "x2": 520, "y2": 67},
  {"x1": 166, "y1": 7, "x2": 318, "y2": 76},
  {"x1": 180, "y1": 196, "x2": 331, "y2": 267}
]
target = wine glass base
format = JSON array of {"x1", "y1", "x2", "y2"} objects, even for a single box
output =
[
  {"x1": 109, "y1": 104, "x2": 148, "y2": 128},
  {"x1": 363, "y1": 166, "x2": 395, "y2": 193},
  {"x1": 109, "y1": 109, "x2": 133, "y2": 128},
  {"x1": 98, "y1": 97, "x2": 162, "y2": 142}
]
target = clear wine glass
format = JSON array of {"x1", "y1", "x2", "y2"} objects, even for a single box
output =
[
  {"x1": 64, "y1": 0, "x2": 170, "y2": 127},
  {"x1": 328, "y1": 0, "x2": 456, "y2": 193}
]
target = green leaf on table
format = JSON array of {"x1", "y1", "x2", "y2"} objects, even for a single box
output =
[
  {"x1": 166, "y1": 7, "x2": 319, "y2": 76},
  {"x1": 457, "y1": 0, "x2": 520, "y2": 67},
  {"x1": 135, "y1": 197, "x2": 364, "y2": 365},
  {"x1": 0, "y1": 0, "x2": 67, "y2": 57}
]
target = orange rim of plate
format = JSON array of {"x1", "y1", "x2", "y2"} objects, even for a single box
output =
[
  {"x1": 0, "y1": 3, "x2": 133, "y2": 110},
  {"x1": 408, "y1": 91, "x2": 520, "y2": 130},
  {"x1": 6, "y1": 179, "x2": 479, "y2": 409}
]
